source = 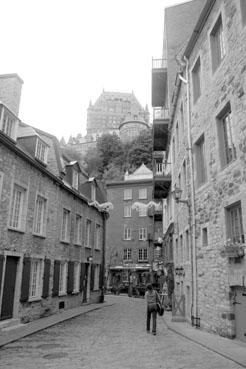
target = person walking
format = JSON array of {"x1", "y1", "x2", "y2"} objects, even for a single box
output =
[{"x1": 145, "y1": 283, "x2": 160, "y2": 335}]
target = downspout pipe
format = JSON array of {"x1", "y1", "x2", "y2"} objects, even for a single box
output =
[{"x1": 183, "y1": 55, "x2": 198, "y2": 323}]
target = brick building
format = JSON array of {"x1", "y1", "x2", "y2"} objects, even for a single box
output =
[
  {"x1": 0, "y1": 74, "x2": 108, "y2": 325},
  {"x1": 106, "y1": 164, "x2": 163, "y2": 292},
  {"x1": 152, "y1": 0, "x2": 246, "y2": 342}
]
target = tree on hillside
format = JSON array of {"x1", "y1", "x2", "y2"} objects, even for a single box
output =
[{"x1": 126, "y1": 129, "x2": 153, "y2": 172}]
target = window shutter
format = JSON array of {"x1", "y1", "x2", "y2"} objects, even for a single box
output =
[
  {"x1": 42, "y1": 258, "x2": 51, "y2": 298},
  {"x1": 90, "y1": 264, "x2": 95, "y2": 291},
  {"x1": 52, "y1": 260, "x2": 60, "y2": 297},
  {"x1": 0, "y1": 255, "x2": 4, "y2": 296},
  {"x1": 20, "y1": 257, "x2": 31, "y2": 302},
  {"x1": 67, "y1": 261, "x2": 74, "y2": 294},
  {"x1": 80, "y1": 262, "x2": 86, "y2": 292}
]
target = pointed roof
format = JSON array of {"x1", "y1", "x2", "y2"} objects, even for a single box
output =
[{"x1": 124, "y1": 163, "x2": 153, "y2": 181}]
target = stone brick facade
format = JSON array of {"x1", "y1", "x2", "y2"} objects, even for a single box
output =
[
  {"x1": 157, "y1": 0, "x2": 246, "y2": 342},
  {"x1": 0, "y1": 76, "x2": 107, "y2": 325}
]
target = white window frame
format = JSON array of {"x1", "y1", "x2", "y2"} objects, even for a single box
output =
[
  {"x1": 124, "y1": 203, "x2": 132, "y2": 217},
  {"x1": 74, "y1": 214, "x2": 83, "y2": 245},
  {"x1": 139, "y1": 188, "x2": 147, "y2": 200},
  {"x1": 0, "y1": 105, "x2": 18, "y2": 140},
  {"x1": 124, "y1": 226, "x2": 131, "y2": 240},
  {"x1": 124, "y1": 188, "x2": 132, "y2": 200},
  {"x1": 138, "y1": 248, "x2": 148, "y2": 261},
  {"x1": 123, "y1": 248, "x2": 132, "y2": 260},
  {"x1": 139, "y1": 228, "x2": 147, "y2": 241},
  {"x1": 61, "y1": 208, "x2": 70, "y2": 243},
  {"x1": 59, "y1": 262, "x2": 68, "y2": 295},
  {"x1": 29, "y1": 258, "x2": 44, "y2": 301},
  {"x1": 35, "y1": 138, "x2": 48, "y2": 164},
  {"x1": 33, "y1": 194, "x2": 47, "y2": 236},
  {"x1": 86, "y1": 219, "x2": 92, "y2": 247},
  {"x1": 73, "y1": 263, "x2": 80, "y2": 293},
  {"x1": 9, "y1": 183, "x2": 27, "y2": 232}
]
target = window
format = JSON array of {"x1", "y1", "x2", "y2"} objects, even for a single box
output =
[
  {"x1": 139, "y1": 228, "x2": 147, "y2": 241},
  {"x1": 138, "y1": 248, "x2": 148, "y2": 261},
  {"x1": 72, "y1": 170, "x2": 79, "y2": 190},
  {"x1": 226, "y1": 202, "x2": 244, "y2": 243},
  {"x1": 9, "y1": 184, "x2": 27, "y2": 230},
  {"x1": 240, "y1": 0, "x2": 246, "y2": 25},
  {"x1": 180, "y1": 103, "x2": 184, "y2": 134},
  {"x1": 35, "y1": 138, "x2": 48, "y2": 164},
  {"x1": 86, "y1": 219, "x2": 92, "y2": 247},
  {"x1": 217, "y1": 105, "x2": 236, "y2": 167},
  {"x1": 124, "y1": 188, "x2": 132, "y2": 200},
  {"x1": 74, "y1": 263, "x2": 80, "y2": 292},
  {"x1": 0, "y1": 105, "x2": 18, "y2": 140},
  {"x1": 59, "y1": 262, "x2": 68, "y2": 295},
  {"x1": 61, "y1": 209, "x2": 70, "y2": 242},
  {"x1": 29, "y1": 259, "x2": 43, "y2": 300},
  {"x1": 139, "y1": 206, "x2": 147, "y2": 217},
  {"x1": 91, "y1": 183, "x2": 96, "y2": 201},
  {"x1": 74, "y1": 214, "x2": 83, "y2": 245},
  {"x1": 195, "y1": 135, "x2": 207, "y2": 187},
  {"x1": 210, "y1": 14, "x2": 226, "y2": 72},
  {"x1": 123, "y1": 248, "x2": 132, "y2": 260},
  {"x1": 95, "y1": 224, "x2": 101, "y2": 249},
  {"x1": 33, "y1": 195, "x2": 47, "y2": 236},
  {"x1": 124, "y1": 226, "x2": 131, "y2": 240},
  {"x1": 93, "y1": 264, "x2": 100, "y2": 290},
  {"x1": 192, "y1": 57, "x2": 201, "y2": 103},
  {"x1": 202, "y1": 227, "x2": 208, "y2": 247},
  {"x1": 156, "y1": 160, "x2": 163, "y2": 174},
  {"x1": 139, "y1": 188, "x2": 147, "y2": 199},
  {"x1": 175, "y1": 238, "x2": 179, "y2": 263},
  {"x1": 124, "y1": 204, "x2": 132, "y2": 217}
]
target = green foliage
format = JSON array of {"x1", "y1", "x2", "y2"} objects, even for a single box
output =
[{"x1": 83, "y1": 129, "x2": 153, "y2": 180}]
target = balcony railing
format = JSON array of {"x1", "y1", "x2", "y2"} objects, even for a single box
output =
[
  {"x1": 155, "y1": 162, "x2": 171, "y2": 176},
  {"x1": 152, "y1": 58, "x2": 167, "y2": 69},
  {"x1": 153, "y1": 107, "x2": 169, "y2": 121}
]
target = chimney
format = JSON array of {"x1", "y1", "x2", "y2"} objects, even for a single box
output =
[{"x1": 0, "y1": 73, "x2": 23, "y2": 117}]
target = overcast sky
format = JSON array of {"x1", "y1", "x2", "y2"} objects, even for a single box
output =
[{"x1": 1, "y1": 0, "x2": 189, "y2": 141}]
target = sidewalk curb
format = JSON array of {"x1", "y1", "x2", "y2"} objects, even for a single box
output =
[
  {"x1": 162, "y1": 315, "x2": 246, "y2": 369},
  {"x1": 0, "y1": 302, "x2": 115, "y2": 349}
]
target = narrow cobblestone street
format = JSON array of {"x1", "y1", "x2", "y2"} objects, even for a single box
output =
[{"x1": 0, "y1": 295, "x2": 243, "y2": 369}]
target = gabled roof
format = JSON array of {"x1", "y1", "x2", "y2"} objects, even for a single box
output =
[{"x1": 125, "y1": 163, "x2": 153, "y2": 181}]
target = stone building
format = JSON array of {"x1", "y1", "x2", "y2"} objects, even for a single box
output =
[
  {"x1": 0, "y1": 74, "x2": 108, "y2": 326},
  {"x1": 152, "y1": 0, "x2": 246, "y2": 342},
  {"x1": 106, "y1": 164, "x2": 163, "y2": 292},
  {"x1": 64, "y1": 91, "x2": 149, "y2": 155}
]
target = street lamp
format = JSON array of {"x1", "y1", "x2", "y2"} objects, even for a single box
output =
[
  {"x1": 172, "y1": 185, "x2": 190, "y2": 206},
  {"x1": 87, "y1": 256, "x2": 93, "y2": 263}
]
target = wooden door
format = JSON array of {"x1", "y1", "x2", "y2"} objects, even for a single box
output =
[
  {"x1": 1, "y1": 257, "x2": 18, "y2": 320},
  {"x1": 235, "y1": 288, "x2": 246, "y2": 343},
  {"x1": 83, "y1": 263, "x2": 89, "y2": 303}
]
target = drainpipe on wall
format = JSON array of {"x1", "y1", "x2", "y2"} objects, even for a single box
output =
[{"x1": 183, "y1": 55, "x2": 198, "y2": 323}]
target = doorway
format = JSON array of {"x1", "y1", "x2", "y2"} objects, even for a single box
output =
[
  {"x1": 234, "y1": 287, "x2": 246, "y2": 343},
  {"x1": 1, "y1": 256, "x2": 18, "y2": 320},
  {"x1": 83, "y1": 263, "x2": 89, "y2": 303}
]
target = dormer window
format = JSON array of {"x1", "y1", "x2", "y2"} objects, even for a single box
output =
[
  {"x1": 72, "y1": 170, "x2": 79, "y2": 190},
  {"x1": 35, "y1": 138, "x2": 48, "y2": 164},
  {"x1": 0, "y1": 104, "x2": 18, "y2": 140}
]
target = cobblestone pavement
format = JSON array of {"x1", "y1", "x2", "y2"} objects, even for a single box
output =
[{"x1": 0, "y1": 295, "x2": 243, "y2": 369}]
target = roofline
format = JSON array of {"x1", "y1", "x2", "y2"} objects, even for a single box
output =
[
  {"x1": 0, "y1": 131, "x2": 100, "y2": 211},
  {"x1": 106, "y1": 178, "x2": 153, "y2": 187},
  {"x1": 184, "y1": 0, "x2": 216, "y2": 58}
]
